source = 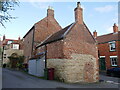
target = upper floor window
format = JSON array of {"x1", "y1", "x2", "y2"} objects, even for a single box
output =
[
  {"x1": 7, "y1": 40, "x2": 13, "y2": 44},
  {"x1": 13, "y1": 44, "x2": 19, "y2": 49},
  {"x1": 110, "y1": 56, "x2": 117, "y2": 66},
  {"x1": 109, "y1": 41, "x2": 116, "y2": 51}
]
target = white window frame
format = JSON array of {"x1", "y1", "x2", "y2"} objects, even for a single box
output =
[
  {"x1": 100, "y1": 56, "x2": 105, "y2": 58},
  {"x1": 110, "y1": 56, "x2": 117, "y2": 66},
  {"x1": 109, "y1": 41, "x2": 116, "y2": 51},
  {"x1": 13, "y1": 44, "x2": 19, "y2": 49}
]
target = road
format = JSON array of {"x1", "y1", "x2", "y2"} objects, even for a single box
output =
[{"x1": 2, "y1": 68, "x2": 120, "y2": 89}]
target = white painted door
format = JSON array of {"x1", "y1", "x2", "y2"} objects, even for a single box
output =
[
  {"x1": 36, "y1": 56, "x2": 45, "y2": 76},
  {"x1": 28, "y1": 59, "x2": 36, "y2": 75}
]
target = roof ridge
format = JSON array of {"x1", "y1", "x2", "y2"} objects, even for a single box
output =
[
  {"x1": 36, "y1": 23, "x2": 74, "y2": 48},
  {"x1": 63, "y1": 22, "x2": 76, "y2": 37},
  {"x1": 97, "y1": 33, "x2": 114, "y2": 37}
]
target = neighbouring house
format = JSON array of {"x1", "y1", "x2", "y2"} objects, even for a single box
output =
[
  {"x1": 23, "y1": 6, "x2": 62, "y2": 63},
  {"x1": 2, "y1": 35, "x2": 24, "y2": 67},
  {"x1": 93, "y1": 23, "x2": 120, "y2": 71},
  {"x1": 35, "y1": 2, "x2": 99, "y2": 83}
]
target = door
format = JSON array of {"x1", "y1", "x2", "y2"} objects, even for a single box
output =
[
  {"x1": 99, "y1": 57, "x2": 106, "y2": 70},
  {"x1": 36, "y1": 56, "x2": 45, "y2": 76},
  {"x1": 28, "y1": 59, "x2": 36, "y2": 75}
]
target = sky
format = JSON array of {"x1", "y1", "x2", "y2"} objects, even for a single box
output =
[{"x1": 0, "y1": 1, "x2": 119, "y2": 40}]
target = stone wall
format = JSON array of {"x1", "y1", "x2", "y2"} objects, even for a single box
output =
[
  {"x1": 47, "y1": 53, "x2": 99, "y2": 83},
  {"x1": 3, "y1": 49, "x2": 23, "y2": 64}
]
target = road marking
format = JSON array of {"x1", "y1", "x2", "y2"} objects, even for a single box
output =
[{"x1": 106, "y1": 81, "x2": 120, "y2": 85}]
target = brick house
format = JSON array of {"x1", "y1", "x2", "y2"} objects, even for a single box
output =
[
  {"x1": 2, "y1": 35, "x2": 23, "y2": 65},
  {"x1": 36, "y1": 2, "x2": 99, "y2": 83},
  {"x1": 93, "y1": 23, "x2": 120, "y2": 71},
  {"x1": 23, "y1": 6, "x2": 61, "y2": 63}
]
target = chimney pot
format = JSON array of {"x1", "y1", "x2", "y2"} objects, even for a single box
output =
[
  {"x1": 93, "y1": 30, "x2": 97, "y2": 38},
  {"x1": 113, "y1": 23, "x2": 118, "y2": 33},
  {"x1": 47, "y1": 6, "x2": 54, "y2": 18},
  {"x1": 77, "y1": 2, "x2": 81, "y2": 7}
]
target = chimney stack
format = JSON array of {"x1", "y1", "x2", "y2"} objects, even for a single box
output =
[
  {"x1": 74, "y1": 2, "x2": 83, "y2": 24},
  {"x1": 93, "y1": 30, "x2": 97, "y2": 38},
  {"x1": 18, "y1": 36, "x2": 20, "y2": 41},
  {"x1": 3, "y1": 35, "x2": 5, "y2": 41},
  {"x1": 47, "y1": 6, "x2": 54, "y2": 18},
  {"x1": 113, "y1": 23, "x2": 118, "y2": 33}
]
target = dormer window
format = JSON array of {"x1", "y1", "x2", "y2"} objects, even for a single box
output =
[
  {"x1": 109, "y1": 41, "x2": 116, "y2": 51},
  {"x1": 13, "y1": 44, "x2": 19, "y2": 49}
]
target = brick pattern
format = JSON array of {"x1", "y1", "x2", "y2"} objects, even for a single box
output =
[
  {"x1": 34, "y1": 17, "x2": 61, "y2": 43},
  {"x1": 23, "y1": 29, "x2": 34, "y2": 63},
  {"x1": 63, "y1": 23, "x2": 97, "y2": 59},
  {"x1": 98, "y1": 41, "x2": 120, "y2": 69},
  {"x1": 23, "y1": 9, "x2": 62, "y2": 63},
  {"x1": 47, "y1": 40, "x2": 64, "y2": 59}
]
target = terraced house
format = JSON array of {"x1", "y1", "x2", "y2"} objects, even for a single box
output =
[
  {"x1": 35, "y1": 2, "x2": 99, "y2": 83},
  {"x1": 93, "y1": 23, "x2": 120, "y2": 71},
  {"x1": 2, "y1": 35, "x2": 23, "y2": 66}
]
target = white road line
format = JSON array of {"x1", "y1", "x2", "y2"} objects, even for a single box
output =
[{"x1": 106, "y1": 81, "x2": 120, "y2": 85}]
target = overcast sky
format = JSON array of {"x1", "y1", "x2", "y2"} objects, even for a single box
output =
[{"x1": 0, "y1": 1, "x2": 118, "y2": 40}]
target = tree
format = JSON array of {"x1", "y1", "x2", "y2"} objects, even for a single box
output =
[{"x1": 0, "y1": 0, "x2": 19, "y2": 27}]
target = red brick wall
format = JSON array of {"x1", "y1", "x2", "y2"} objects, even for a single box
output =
[
  {"x1": 24, "y1": 13, "x2": 61, "y2": 63},
  {"x1": 34, "y1": 17, "x2": 61, "y2": 43},
  {"x1": 118, "y1": 41, "x2": 120, "y2": 67},
  {"x1": 118, "y1": 32, "x2": 120, "y2": 66},
  {"x1": 97, "y1": 41, "x2": 119, "y2": 69},
  {"x1": 63, "y1": 23, "x2": 97, "y2": 59},
  {"x1": 43, "y1": 23, "x2": 97, "y2": 60},
  {"x1": 23, "y1": 29, "x2": 34, "y2": 63},
  {"x1": 47, "y1": 40, "x2": 64, "y2": 59}
]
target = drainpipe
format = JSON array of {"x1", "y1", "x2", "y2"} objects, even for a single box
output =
[
  {"x1": 45, "y1": 45, "x2": 47, "y2": 69},
  {"x1": 31, "y1": 26, "x2": 35, "y2": 58}
]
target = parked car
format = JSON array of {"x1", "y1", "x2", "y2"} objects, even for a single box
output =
[{"x1": 106, "y1": 67, "x2": 120, "y2": 78}]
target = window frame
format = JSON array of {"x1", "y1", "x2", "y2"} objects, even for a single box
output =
[
  {"x1": 7, "y1": 40, "x2": 13, "y2": 44},
  {"x1": 110, "y1": 56, "x2": 118, "y2": 66},
  {"x1": 109, "y1": 41, "x2": 116, "y2": 52},
  {"x1": 12, "y1": 44, "x2": 19, "y2": 49}
]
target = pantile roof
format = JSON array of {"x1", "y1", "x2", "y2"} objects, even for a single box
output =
[{"x1": 96, "y1": 31, "x2": 120, "y2": 44}]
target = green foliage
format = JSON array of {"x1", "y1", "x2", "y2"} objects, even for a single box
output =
[
  {"x1": 8, "y1": 54, "x2": 25, "y2": 68},
  {"x1": 0, "y1": 0, "x2": 19, "y2": 27}
]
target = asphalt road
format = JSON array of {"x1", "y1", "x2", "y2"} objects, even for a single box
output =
[{"x1": 2, "y1": 68, "x2": 120, "y2": 89}]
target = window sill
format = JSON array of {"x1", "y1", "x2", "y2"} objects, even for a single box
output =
[{"x1": 109, "y1": 50, "x2": 116, "y2": 52}]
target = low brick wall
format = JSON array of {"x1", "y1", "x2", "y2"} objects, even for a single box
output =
[{"x1": 47, "y1": 53, "x2": 99, "y2": 83}]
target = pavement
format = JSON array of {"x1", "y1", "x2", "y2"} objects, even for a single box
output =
[{"x1": 2, "y1": 68, "x2": 120, "y2": 89}]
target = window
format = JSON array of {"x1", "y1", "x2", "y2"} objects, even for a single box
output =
[
  {"x1": 110, "y1": 56, "x2": 117, "y2": 66},
  {"x1": 109, "y1": 41, "x2": 116, "y2": 51},
  {"x1": 13, "y1": 44, "x2": 19, "y2": 49},
  {"x1": 7, "y1": 40, "x2": 13, "y2": 44}
]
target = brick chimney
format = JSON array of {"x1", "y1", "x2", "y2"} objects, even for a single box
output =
[
  {"x1": 18, "y1": 36, "x2": 20, "y2": 41},
  {"x1": 93, "y1": 30, "x2": 97, "y2": 38},
  {"x1": 113, "y1": 23, "x2": 118, "y2": 33},
  {"x1": 3, "y1": 34, "x2": 6, "y2": 41},
  {"x1": 74, "y1": 2, "x2": 83, "y2": 24},
  {"x1": 47, "y1": 6, "x2": 54, "y2": 18}
]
